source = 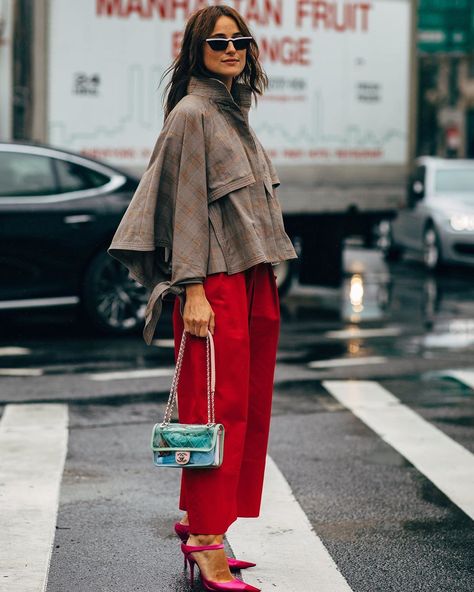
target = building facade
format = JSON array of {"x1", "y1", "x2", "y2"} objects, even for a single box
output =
[{"x1": 417, "y1": 0, "x2": 474, "y2": 158}]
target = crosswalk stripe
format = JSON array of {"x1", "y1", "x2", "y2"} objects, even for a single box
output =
[
  {"x1": 0, "y1": 404, "x2": 68, "y2": 592},
  {"x1": 323, "y1": 380, "x2": 474, "y2": 520},
  {"x1": 0, "y1": 347, "x2": 32, "y2": 356},
  {"x1": 308, "y1": 356, "x2": 387, "y2": 368},
  {"x1": 226, "y1": 455, "x2": 353, "y2": 592},
  {"x1": 151, "y1": 338, "x2": 175, "y2": 348},
  {"x1": 88, "y1": 368, "x2": 175, "y2": 380},
  {"x1": 324, "y1": 327, "x2": 402, "y2": 339},
  {"x1": 0, "y1": 368, "x2": 43, "y2": 376}
]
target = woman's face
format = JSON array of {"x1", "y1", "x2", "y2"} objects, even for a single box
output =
[{"x1": 203, "y1": 15, "x2": 246, "y2": 90}]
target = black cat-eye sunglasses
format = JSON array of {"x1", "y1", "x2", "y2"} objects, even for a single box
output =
[{"x1": 204, "y1": 36, "x2": 253, "y2": 51}]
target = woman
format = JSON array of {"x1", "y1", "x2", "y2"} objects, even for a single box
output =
[{"x1": 108, "y1": 5, "x2": 297, "y2": 591}]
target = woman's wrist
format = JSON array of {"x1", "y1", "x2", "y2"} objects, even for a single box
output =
[{"x1": 184, "y1": 283, "x2": 205, "y2": 297}]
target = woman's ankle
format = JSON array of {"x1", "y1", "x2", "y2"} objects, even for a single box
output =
[{"x1": 188, "y1": 533, "x2": 223, "y2": 545}]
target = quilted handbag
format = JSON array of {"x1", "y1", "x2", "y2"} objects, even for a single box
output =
[{"x1": 150, "y1": 329, "x2": 224, "y2": 469}]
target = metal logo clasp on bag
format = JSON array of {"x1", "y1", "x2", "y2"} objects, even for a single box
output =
[{"x1": 175, "y1": 451, "x2": 190, "y2": 465}]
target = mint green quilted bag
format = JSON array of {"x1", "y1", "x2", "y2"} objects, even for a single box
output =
[{"x1": 151, "y1": 329, "x2": 224, "y2": 468}]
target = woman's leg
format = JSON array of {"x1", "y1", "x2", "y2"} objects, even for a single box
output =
[{"x1": 172, "y1": 270, "x2": 251, "y2": 534}]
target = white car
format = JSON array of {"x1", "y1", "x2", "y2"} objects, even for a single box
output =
[{"x1": 378, "y1": 156, "x2": 474, "y2": 270}]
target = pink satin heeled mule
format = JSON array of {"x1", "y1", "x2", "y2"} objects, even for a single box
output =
[
  {"x1": 174, "y1": 522, "x2": 256, "y2": 570},
  {"x1": 180, "y1": 542, "x2": 261, "y2": 592}
]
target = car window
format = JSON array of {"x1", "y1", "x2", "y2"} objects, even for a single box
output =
[
  {"x1": 434, "y1": 168, "x2": 474, "y2": 194},
  {"x1": 54, "y1": 159, "x2": 110, "y2": 192},
  {"x1": 0, "y1": 152, "x2": 57, "y2": 197}
]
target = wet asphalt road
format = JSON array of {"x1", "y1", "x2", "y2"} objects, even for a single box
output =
[{"x1": 1, "y1": 246, "x2": 473, "y2": 592}]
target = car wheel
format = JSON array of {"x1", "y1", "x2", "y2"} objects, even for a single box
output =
[
  {"x1": 273, "y1": 260, "x2": 293, "y2": 297},
  {"x1": 423, "y1": 225, "x2": 443, "y2": 272},
  {"x1": 377, "y1": 220, "x2": 402, "y2": 261},
  {"x1": 82, "y1": 250, "x2": 148, "y2": 334}
]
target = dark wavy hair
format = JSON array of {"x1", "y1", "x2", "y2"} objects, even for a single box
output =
[{"x1": 160, "y1": 5, "x2": 268, "y2": 119}]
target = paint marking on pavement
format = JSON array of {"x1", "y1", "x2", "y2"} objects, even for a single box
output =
[
  {"x1": 0, "y1": 368, "x2": 43, "y2": 376},
  {"x1": 88, "y1": 368, "x2": 175, "y2": 381},
  {"x1": 0, "y1": 296, "x2": 79, "y2": 310},
  {"x1": 0, "y1": 403, "x2": 69, "y2": 592},
  {"x1": 308, "y1": 356, "x2": 387, "y2": 369},
  {"x1": 0, "y1": 347, "x2": 32, "y2": 356},
  {"x1": 323, "y1": 380, "x2": 474, "y2": 520},
  {"x1": 436, "y1": 369, "x2": 474, "y2": 390},
  {"x1": 324, "y1": 327, "x2": 402, "y2": 339},
  {"x1": 151, "y1": 339, "x2": 175, "y2": 348},
  {"x1": 227, "y1": 455, "x2": 353, "y2": 592}
]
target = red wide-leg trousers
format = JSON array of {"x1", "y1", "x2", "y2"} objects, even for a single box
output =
[{"x1": 172, "y1": 262, "x2": 280, "y2": 534}]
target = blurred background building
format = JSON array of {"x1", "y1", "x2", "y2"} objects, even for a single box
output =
[
  {"x1": 1, "y1": 0, "x2": 474, "y2": 293},
  {"x1": 417, "y1": 0, "x2": 474, "y2": 158},
  {"x1": 0, "y1": 0, "x2": 47, "y2": 142},
  {"x1": 2, "y1": 0, "x2": 474, "y2": 159}
]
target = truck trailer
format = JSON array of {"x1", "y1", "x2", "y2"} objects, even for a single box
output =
[{"x1": 2, "y1": 0, "x2": 417, "y2": 289}]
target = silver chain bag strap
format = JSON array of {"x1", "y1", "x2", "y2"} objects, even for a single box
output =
[{"x1": 150, "y1": 329, "x2": 225, "y2": 468}]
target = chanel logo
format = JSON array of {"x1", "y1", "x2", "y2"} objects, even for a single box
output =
[{"x1": 175, "y1": 451, "x2": 190, "y2": 465}]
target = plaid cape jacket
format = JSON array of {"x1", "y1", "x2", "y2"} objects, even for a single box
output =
[{"x1": 108, "y1": 75, "x2": 297, "y2": 345}]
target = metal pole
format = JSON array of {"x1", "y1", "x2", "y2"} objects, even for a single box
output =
[
  {"x1": 408, "y1": 0, "x2": 419, "y2": 163},
  {"x1": 31, "y1": 0, "x2": 48, "y2": 142},
  {"x1": 0, "y1": 0, "x2": 14, "y2": 140}
]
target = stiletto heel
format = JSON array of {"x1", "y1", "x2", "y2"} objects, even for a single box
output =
[
  {"x1": 183, "y1": 553, "x2": 196, "y2": 585},
  {"x1": 180, "y1": 542, "x2": 260, "y2": 591},
  {"x1": 188, "y1": 556, "x2": 195, "y2": 585},
  {"x1": 174, "y1": 522, "x2": 256, "y2": 570}
]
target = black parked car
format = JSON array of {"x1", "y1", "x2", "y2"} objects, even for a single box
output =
[
  {"x1": 1, "y1": 141, "x2": 294, "y2": 335},
  {"x1": 0, "y1": 141, "x2": 148, "y2": 334}
]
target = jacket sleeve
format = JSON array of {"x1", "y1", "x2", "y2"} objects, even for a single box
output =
[
  {"x1": 107, "y1": 104, "x2": 209, "y2": 344},
  {"x1": 167, "y1": 108, "x2": 209, "y2": 284},
  {"x1": 175, "y1": 277, "x2": 204, "y2": 285}
]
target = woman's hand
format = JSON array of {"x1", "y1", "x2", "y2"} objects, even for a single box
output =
[{"x1": 183, "y1": 284, "x2": 215, "y2": 337}]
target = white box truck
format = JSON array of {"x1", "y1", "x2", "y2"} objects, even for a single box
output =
[{"x1": 28, "y1": 0, "x2": 417, "y2": 287}]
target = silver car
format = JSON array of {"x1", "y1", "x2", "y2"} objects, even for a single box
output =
[{"x1": 378, "y1": 156, "x2": 474, "y2": 270}]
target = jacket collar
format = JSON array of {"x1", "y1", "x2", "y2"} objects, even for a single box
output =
[{"x1": 187, "y1": 75, "x2": 252, "y2": 114}]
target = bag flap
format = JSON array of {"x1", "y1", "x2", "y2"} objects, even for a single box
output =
[{"x1": 150, "y1": 423, "x2": 223, "y2": 452}]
